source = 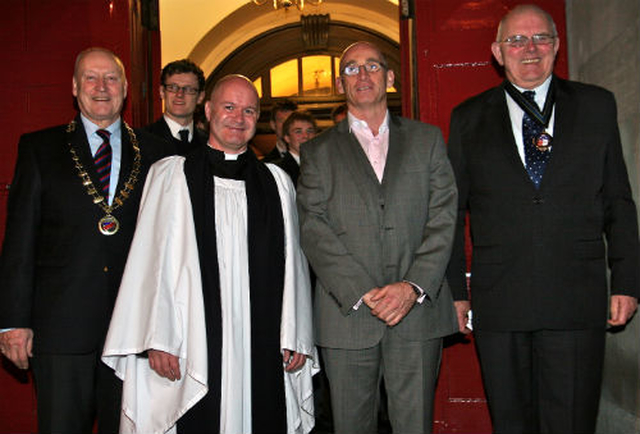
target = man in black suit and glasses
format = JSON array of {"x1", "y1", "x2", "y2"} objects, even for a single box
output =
[
  {"x1": 447, "y1": 5, "x2": 639, "y2": 433},
  {"x1": 146, "y1": 59, "x2": 208, "y2": 155}
]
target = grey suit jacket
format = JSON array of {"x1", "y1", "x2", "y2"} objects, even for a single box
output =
[{"x1": 297, "y1": 115, "x2": 459, "y2": 349}]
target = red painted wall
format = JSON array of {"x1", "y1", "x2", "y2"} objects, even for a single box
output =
[
  {"x1": 402, "y1": 1, "x2": 568, "y2": 432},
  {"x1": 0, "y1": 1, "x2": 160, "y2": 432}
]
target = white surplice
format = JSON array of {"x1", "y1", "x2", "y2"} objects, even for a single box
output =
[{"x1": 102, "y1": 156, "x2": 319, "y2": 434}]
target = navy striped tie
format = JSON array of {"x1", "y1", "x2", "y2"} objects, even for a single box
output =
[{"x1": 94, "y1": 129, "x2": 112, "y2": 197}]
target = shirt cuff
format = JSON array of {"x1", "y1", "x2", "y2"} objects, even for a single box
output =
[
  {"x1": 404, "y1": 280, "x2": 427, "y2": 304},
  {"x1": 353, "y1": 297, "x2": 364, "y2": 310}
]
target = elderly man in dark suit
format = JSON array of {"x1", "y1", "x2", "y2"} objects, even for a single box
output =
[
  {"x1": 447, "y1": 5, "x2": 639, "y2": 434},
  {"x1": 0, "y1": 47, "x2": 172, "y2": 433},
  {"x1": 146, "y1": 59, "x2": 208, "y2": 155},
  {"x1": 297, "y1": 41, "x2": 458, "y2": 434}
]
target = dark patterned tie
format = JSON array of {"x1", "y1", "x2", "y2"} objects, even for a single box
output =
[
  {"x1": 179, "y1": 129, "x2": 189, "y2": 143},
  {"x1": 94, "y1": 129, "x2": 112, "y2": 197},
  {"x1": 522, "y1": 90, "x2": 550, "y2": 189}
]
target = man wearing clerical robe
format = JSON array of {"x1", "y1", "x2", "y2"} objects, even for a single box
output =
[{"x1": 102, "y1": 74, "x2": 318, "y2": 434}]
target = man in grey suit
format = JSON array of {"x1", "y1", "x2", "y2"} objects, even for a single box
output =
[{"x1": 297, "y1": 41, "x2": 459, "y2": 434}]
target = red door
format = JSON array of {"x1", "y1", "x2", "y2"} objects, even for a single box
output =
[
  {"x1": 0, "y1": 2, "x2": 159, "y2": 433},
  {"x1": 401, "y1": 1, "x2": 568, "y2": 432}
]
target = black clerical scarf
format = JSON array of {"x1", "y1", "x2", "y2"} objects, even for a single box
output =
[{"x1": 179, "y1": 145, "x2": 286, "y2": 433}]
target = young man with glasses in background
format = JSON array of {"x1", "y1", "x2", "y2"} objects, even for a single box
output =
[{"x1": 146, "y1": 59, "x2": 208, "y2": 155}]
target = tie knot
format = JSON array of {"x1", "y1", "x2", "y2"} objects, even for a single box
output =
[
  {"x1": 522, "y1": 90, "x2": 536, "y2": 103},
  {"x1": 179, "y1": 129, "x2": 189, "y2": 143},
  {"x1": 96, "y1": 129, "x2": 111, "y2": 143}
]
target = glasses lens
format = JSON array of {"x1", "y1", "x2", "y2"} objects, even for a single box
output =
[
  {"x1": 508, "y1": 35, "x2": 528, "y2": 48},
  {"x1": 343, "y1": 65, "x2": 360, "y2": 76},
  {"x1": 365, "y1": 62, "x2": 380, "y2": 73},
  {"x1": 165, "y1": 84, "x2": 199, "y2": 94},
  {"x1": 532, "y1": 34, "x2": 554, "y2": 45}
]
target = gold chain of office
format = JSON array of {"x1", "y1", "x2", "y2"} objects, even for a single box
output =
[{"x1": 66, "y1": 119, "x2": 141, "y2": 236}]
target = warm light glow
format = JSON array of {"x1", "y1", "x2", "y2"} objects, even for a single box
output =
[
  {"x1": 302, "y1": 56, "x2": 332, "y2": 96},
  {"x1": 253, "y1": 77, "x2": 263, "y2": 98},
  {"x1": 252, "y1": 0, "x2": 322, "y2": 11},
  {"x1": 271, "y1": 59, "x2": 299, "y2": 97}
]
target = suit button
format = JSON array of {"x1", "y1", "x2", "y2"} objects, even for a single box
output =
[{"x1": 533, "y1": 196, "x2": 544, "y2": 205}]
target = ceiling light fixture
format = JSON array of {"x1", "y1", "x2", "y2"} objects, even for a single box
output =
[{"x1": 252, "y1": 0, "x2": 323, "y2": 11}]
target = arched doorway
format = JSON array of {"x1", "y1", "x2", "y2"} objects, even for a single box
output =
[{"x1": 204, "y1": 17, "x2": 401, "y2": 153}]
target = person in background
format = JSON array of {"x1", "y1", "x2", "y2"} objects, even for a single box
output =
[
  {"x1": 275, "y1": 110, "x2": 317, "y2": 186},
  {"x1": 331, "y1": 103, "x2": 348, "y2": 124},
  {"x1": 263, "y1": 98, "x2": 298, "y2": 161},
  {"x1": 146, "y1": 59, "x2": 208, "y2": 155}
]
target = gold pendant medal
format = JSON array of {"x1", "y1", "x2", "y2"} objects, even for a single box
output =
[
  {"x1": 98, "y1": 214, "x2": 120, "y2": 236},
  {"x1": 67, "y1": 120, "x2": 141, "y2": 237}
]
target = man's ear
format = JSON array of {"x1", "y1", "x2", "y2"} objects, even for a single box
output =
[
  {"x1": 336, "y1": 76, "x2": 345, "y2": 95},
  {"x1": 205, "y1": 101, "x2": 212, "y2": 122},
  {"x1": 491, "y1": 42, "x2": 504, "y2": 66},
  {"x1": 386, "y1": 69, "x2": 395, "y2": 90}
]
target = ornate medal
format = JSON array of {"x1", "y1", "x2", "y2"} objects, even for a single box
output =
[
  {"x1": 98, "y1": 214, "x2": 120, "y2": 236},
  {"x1": 67, "y1": 120, "x2": 141, "y2": 236},
  {"x1": 534, "y1": 132, "x2": 553, "y2": 152}
]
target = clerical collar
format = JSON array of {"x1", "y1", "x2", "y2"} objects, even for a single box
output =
[
  {"x1": 206, "y1": 146, "x2": 250, "y2": 180},
  {"x1": 205, "y1": 145, "x2": 247, "y2": 160},
  {"x1": 504, "y1": 75, "x2": 555, "y2": 128}
]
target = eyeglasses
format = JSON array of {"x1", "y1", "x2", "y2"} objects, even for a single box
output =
[
  {"x1": 163, "y1": 83, "x2": 200, "y2": 95},
  {"x1": 499, "y1": 34, "x2": 556, "y2": 48},
  {"x1": 342, "y1": 61, "x2": 386, "y2": 77}
]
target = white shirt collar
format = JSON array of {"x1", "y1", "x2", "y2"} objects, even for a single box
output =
[
  {"x1": 164, "y1": 115, "x2": 193, "y2": 140},
  {"x1": 347, "y1": 111, "x2": 390, "y2": 135},
  {"x1": 510, "y1": 75, "x2": 552, "y2": 108}
]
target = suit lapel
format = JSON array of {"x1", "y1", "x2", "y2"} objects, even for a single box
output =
[
  {"x1": 380, "y1": 115, "x2": 404, "y2": 193},
  {"x1": 160, "y1": 118, "x2": 174, "y2": 142},
  {"x1": 537, "y1": 77, "x2": 577, "y2": 190},
  {"x1": 337, "y1": 122, "x2": 380, "y2": 188},
  {"x1": 492, "y1": 84, "x2": 532, "y2": 181},
  {"x1": 116, "y1": 125, "x2": 133, "y2": 203}
]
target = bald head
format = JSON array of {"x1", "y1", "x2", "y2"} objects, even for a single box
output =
[
  {"x1": 74, "y1": 47, "x2": 125, "y2": 82},
  {"x1": 205, "y1": 74, "x2": 260, "y2": 154},
  {"x1": 338, "y1": 41, "x2": 389, "y2": 75},
  {"x1": 496, "y1": 4, "x2": 557, "y2": 41},
  {"x1": 72, "y1": 47, "x2": 128, "y2": 128},
  {"x1": 210, "y1": 74, "x2": 260, "y2": 113}
]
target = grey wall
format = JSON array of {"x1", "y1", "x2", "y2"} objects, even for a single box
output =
[{"x1": 565, "y1": 1, "x2": 640, "y2": 433}]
